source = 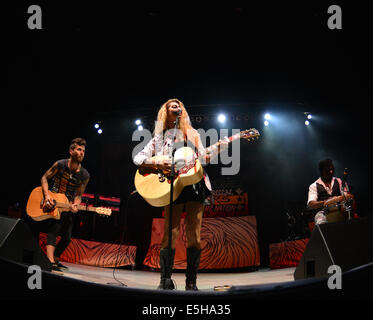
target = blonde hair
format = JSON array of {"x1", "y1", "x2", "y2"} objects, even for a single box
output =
[
  {"x1": 154, "y1": 98, "x2": 201, "y2": 148},
  {"x1": 154, "y1": 99, "x2": 192, "y2": 134}
]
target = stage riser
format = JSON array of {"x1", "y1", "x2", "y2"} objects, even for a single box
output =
[
  {"x1": 144, "y1": 216, "x2": 260, "y2": 270},
  {"x1": 269, "y1": 239, "x2": 309, "y2": 269},
  {"x1": 38, "y1": 233, "x2": 136, "y2": 268}
]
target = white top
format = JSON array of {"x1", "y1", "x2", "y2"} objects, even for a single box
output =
[
  {"x1": 133, "y1": 130, "x2": 207, "y2": 164},
  {"x1": 307, "y1": 177, "x2": 346, "y2": 205},
  {"x1": 133, "y1": 130, "x2": 212, "y2": 190}
]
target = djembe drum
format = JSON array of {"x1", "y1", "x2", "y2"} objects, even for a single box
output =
[{"x1": 324, "y1": 194, "x2": 354, "y2": 223}]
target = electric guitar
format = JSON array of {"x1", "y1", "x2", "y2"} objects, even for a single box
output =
[
  {"x1": 134, "y1": 129, "x2": 260, "y2": 207},
  {"x1": 26, "y1": 186, "x2": 112, "y2": 221}
]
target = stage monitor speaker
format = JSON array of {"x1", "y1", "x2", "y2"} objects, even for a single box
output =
[
  {"x1": 294, "y1": 215, "x2": 373, "y2": 280},
  {"x1": 0, "y1": 216, "x2": 52, "y2": 271}
]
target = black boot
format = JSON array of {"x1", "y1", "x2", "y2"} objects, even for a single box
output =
[
  {"x1": 185, "y1": 247, "x2": 201, "y2": 291},
  {"x1": 158, "y1": 248, "x2": 175, "y2": 290}
]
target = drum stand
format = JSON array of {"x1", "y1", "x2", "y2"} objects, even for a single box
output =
[
  {"x1": 341, "y1": 171, "x2": 352, "y2": 220},
  {"x1": 344, "y1": 197, "x2": 353, "y2": 220}
]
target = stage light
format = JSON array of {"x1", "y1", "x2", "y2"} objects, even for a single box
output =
[
  {"x1": 305, "y1": 120, "x2": 310, "y2": 126},
  {"x1": 97, "y1": 128, "x2": 103, "y2": 134},
  {"x1": 264, "y1": 120, "x2": 269, "y2": 126},
  {"x1": 94, "y1": 123, "x2": 100, "y2": 129},
  {"x1": 307, "y1": 114, "x2": 312, "y2": 120},
  {"x1": 137, "y1": 125, "x2": 143, "y2": 131},
  {"x1": 264, "y1": 113, "x2": 271, "y2": 120},
  {"x1": 135, "y1": 119, "x2": 141, "y2": 125},
  {"x1": 217, "y1": 114, "x2": 226, "y2": 123}
]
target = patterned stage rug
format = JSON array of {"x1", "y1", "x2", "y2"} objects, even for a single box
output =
[
  {"x1": 269, "y1": 238, "x2": 309, "y2": 269},
  {"x1": 143, "y1": 216, "x2": 260, "y2": 270},
  {"x1": 39, "y1": 233, "x2": 136, "y2": 268}
]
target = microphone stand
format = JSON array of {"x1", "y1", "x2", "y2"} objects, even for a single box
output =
[{"x1": 167, "y1": 113, "x2": 181, "y2": 260}]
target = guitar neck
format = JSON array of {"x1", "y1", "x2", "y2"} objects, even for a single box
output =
[
  {"x1": 55, "y1": 202, "x2": 96, "y2": 213},
  {"x1": 206, "y1": 132, "x2": 240, "y2": 154}
]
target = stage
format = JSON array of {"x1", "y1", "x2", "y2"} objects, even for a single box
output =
[
  {"x1": 1, "y1": 215, "x2": 373, "y2": 302},
  {"x1": 56, "y1": 263, "x2": 295, "y2": 291},
  {"x1": 1, "y1": 255, "x2": 373, "y2": 304}
]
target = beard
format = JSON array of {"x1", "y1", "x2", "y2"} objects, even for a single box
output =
[{"x1": 72, "y1": 154, "x2": 84, "y2": 163}]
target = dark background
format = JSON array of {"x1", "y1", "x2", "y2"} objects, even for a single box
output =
[{"x1": 3, "y1": 2, "x2": 371, "y2": 267}]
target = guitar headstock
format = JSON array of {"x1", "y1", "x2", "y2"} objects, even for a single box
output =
[
  {"x1": 96, "y1": 207, "x2": 112, "y2": 216},
  {"x1": 240, "y1": 128, "x2": 260, "y2": 141}
]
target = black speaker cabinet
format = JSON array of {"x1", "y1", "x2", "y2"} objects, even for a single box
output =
[
  {"x1": 0, "y1": 216, "x2": 52, "y2": 271},
  {"x1": 294, "y1": 215, "x2": 373, "y2": 280}
]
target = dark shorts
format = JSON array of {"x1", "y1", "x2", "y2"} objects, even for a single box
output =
[{"x1": 173, "y1": 180, "x2": 212, "y2": 205}]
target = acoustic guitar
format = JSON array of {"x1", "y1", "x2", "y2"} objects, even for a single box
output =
[
  {"x1": 134, "y1": 129, "x2": 260, "y2": 207},
  {"x1": 26, "y1": 186, "x2": 112, "y2": 221}
]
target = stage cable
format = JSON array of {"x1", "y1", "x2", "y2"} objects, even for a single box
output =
[
  {"x1": 107, "y1": 189, "x2": 137, "y2": 286},
  {"x1": 316, "y1": 223, "x2": 336, "y2": 266}
]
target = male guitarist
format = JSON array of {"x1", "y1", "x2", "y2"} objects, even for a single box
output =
[
  {"x1": 40, "y1": 137, "x2": 90, "y2": 271},
  {"x1": 133, "y1": 98, "x2": 229, "y2": 291}
]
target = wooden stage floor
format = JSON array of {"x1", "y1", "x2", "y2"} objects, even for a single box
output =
[{"x1": 57, "y1": 262, "x2": 296, "y2": 291}]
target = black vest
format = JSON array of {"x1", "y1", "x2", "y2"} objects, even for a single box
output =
[{"x1": 316, "y1": 179, "x2": 341, "y2": 201}]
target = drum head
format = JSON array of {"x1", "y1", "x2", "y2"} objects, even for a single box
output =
[{"x1": 326, "y1": 211, "x2": 348, "y2": 223}]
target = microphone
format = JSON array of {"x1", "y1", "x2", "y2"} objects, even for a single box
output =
[{"x1": 173, "y1": 109, "x2": 182, "y2": 115}]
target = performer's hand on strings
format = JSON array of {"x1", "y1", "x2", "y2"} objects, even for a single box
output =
[
  {"x1": 219, "y1": 136, "x2": 230, "y2": 150},
  {"x1": 69, "y1": 203, "x2": 79, "y2": 213},
  {"x1": 157, "y1": 158, "x2": 172, "y2": 174},
  {"x1": 43, "y1": 195, "x2": 55, "y2": 210}
]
